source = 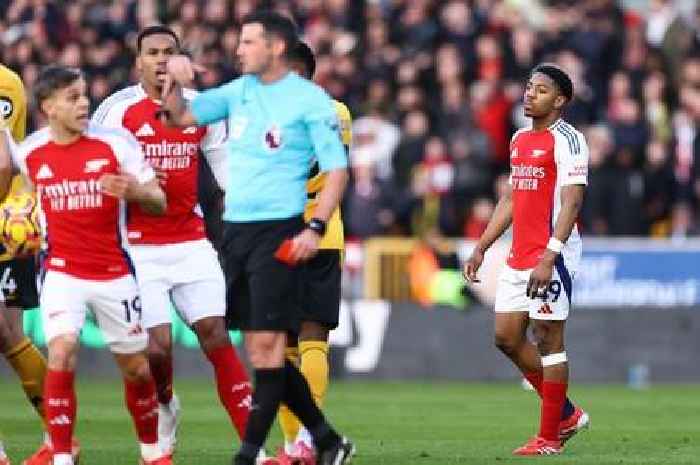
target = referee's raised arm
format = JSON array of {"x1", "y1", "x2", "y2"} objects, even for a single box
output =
[{"x1": 159, "y1": 55, "x2": 206, "y2": 127}]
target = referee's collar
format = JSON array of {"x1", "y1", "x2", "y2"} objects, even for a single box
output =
[{"x1": 252, "y1": 71, "x2": 294, "y2": 86}]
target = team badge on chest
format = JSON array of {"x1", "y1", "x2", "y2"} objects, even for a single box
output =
[{"x1": 263, "y1": 124, "x2": 283, "y2": 151}]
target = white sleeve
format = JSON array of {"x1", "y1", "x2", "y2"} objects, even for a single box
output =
[
  {"x1": 200, "y1": 121, "x2": 228, "y2": 190},
  {"x1": 92, "y1": 97, "x2": 128, "y2": 129},
  {"x1": 555, "y1": 129, "x2": 588, "y2": 186},
  {"x1": 111, "y1": 129, "x2": 155, "y2": 184}
]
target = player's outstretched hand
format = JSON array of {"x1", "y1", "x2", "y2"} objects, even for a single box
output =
[
  {"x1": 99, "y1": 173, "x2": 138, "y2": 200},
  {"x1": 463, "y1": 247, "x2": 484, "y2": 283},
  {"x1": 291, "y1": 228, "x2": 320, "y2": 263},
  {"x1": 163, "y1": 55, "x2": 207, "y2": 96},
  {"x1": 526, "y1": 257, "x2": 554, "y2": 299}
]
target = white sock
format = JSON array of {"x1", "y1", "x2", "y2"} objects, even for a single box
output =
[
  {"x1": 140, "y1": 442, "x2": 162, "y2": 462},
  {"x1": 257, "y1": 449, "x2": 268, "y2": 460},
  {"x1": 52, "y1": 453, "x2": 74, "y2": 465},
  {"x1": 0, "y1": 441, "x2": 7, "y2": 460},
  {"x1": 296, "y1": 427, "x2": 314, "y2": 449}
]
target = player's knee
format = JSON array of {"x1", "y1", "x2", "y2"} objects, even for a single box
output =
[
  {"x1": 118, "y1": 353, "x2": 152, "y2": 383},
  {"x1": 532, "y1": 321, "x2": 564, "y2": 355},
  {"x1": 298, "y1": 321, "x2": 328, "y2": 342},
  {"x1": 0, "y1": 323, "x2": 11, "y2": 354},
  {"x1": 47, "y1": 335, "x2": 79, "y2": 371},
  {"x1": 494, "y1": 331, "x2": 520, "y2": 356},
  {"x1": 146, "y1": 329, "x2": 172, "y2": 361},
  {"x1": 245, "y1": 334, "x2": 285, "y2": 368},
  {"x1": 193, "y1": 316, "x2": 229, "y2": 351}
]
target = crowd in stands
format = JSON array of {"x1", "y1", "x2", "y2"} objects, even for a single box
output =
[{"x1": 2, "y1": 0, "x2": 700, "y2": 239}]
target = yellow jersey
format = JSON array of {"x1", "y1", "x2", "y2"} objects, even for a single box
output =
[
  {"x1": 304, "y1": 100, "x2": 351, "y2": 250},
  {"x1": 1, "y1": 64, "x2": 33, "y2": 261}
]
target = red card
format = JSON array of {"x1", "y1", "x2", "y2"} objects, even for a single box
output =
[{"x1": 274, "y1": 238, "x2": 298, "y2": 266}]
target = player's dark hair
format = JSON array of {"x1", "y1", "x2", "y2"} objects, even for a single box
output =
[
  {"x1": 288, "y1": 41, "x2": 316, "y2": 78},
  {"x1": 34, "y1": 66, "x2": 83, "y2": 105},
  {"x1": 531, "y1": 63, "x2": 574, "y2": 101},
  {"x1": 137, "y1": 25, "x2": 181, "y2": 52},
  {"x1": 242, "y1": 10, "x2": 298, "y2": 57}
]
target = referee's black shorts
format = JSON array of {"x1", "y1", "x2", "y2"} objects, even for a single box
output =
[
  {"x1": 0, "y1": 256, "x2": 39, "y2": 310},
  {"x1": 223, "y1": 216, "x2": 304, "y2": 332},
  {"x1": 299, "y1": 249, "x2": 342, "y2": 330}
]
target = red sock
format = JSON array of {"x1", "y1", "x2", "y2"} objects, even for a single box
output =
[
  {"x1": 124, "y1": 378, "x2": 158, "y2": 445},
  {"x1": 524, "y1": 371, "x2": 544, "y2": 397},
  {"x1": 149, "y1": 355, "x2": 173, "y2": 405},
  {"x1": 45, "y1": 369, "x2": 76, "y2": 454},
  {"x1": 206, "y1": 344, "x2": 252, "y2": 438},
  {"x1": 539, "y1": 380, "x2": 567, "y2": 441}
]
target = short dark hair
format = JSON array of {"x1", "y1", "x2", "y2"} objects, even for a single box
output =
[
  {"x1": 137, "y1": 25, "x2": 180, "y2": 52},
  {"x1": 531, "y1": 63, "x2": 574, "y2": 101},
  {"x1": 288, "y1": 41, "x2": 316, "y2": 78},
  {"x1": 242, "y1": 10, "x2": 298, "y2": 57},
  {"x1": 35, "y1": 66, "x2": 83, "y2": 105}
]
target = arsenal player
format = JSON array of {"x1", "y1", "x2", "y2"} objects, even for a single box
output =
[
  {"x1": 464, "y1": 64, "x2": 590, "y2": 456},
  {"x1": 93, "y1": 26, "x2": 253, "y2": 457},
  {"x1": 1, "y1": 65, "x2": 169, "y2": 465}
]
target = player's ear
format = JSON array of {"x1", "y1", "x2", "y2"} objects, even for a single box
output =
[
  {"x1": 135, "y1": 54, "x2": 144, "y2": 74},
  {"x1": 554, "y1": 94, "x2": 567, "y2": 110},
  {"x1": 40, "y1": 96, "x2": 53, "y2": 117},
  {"x1": 272, "y1": 36, "x2": 287, "y2": 58}
]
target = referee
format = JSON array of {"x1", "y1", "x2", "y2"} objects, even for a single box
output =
[{"x1": 160, "y1": 10, "x2": 354, "y2": 465}]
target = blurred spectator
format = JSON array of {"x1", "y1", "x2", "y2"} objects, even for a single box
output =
[
  {"x1": 580, "y1": 124, "x2": 617, "y2": 235},
  {"x1": 643, "y1": 139, "x2": 677, "y2": 236},
  {"x1": 343, "y1": 155, "x2": 397, "y2": 239},
  {"x1": 463, "y1": 197, "x2": 494, "y2": 239},
  {"x1": 352, "y1": 104, "x2": 401, "y2": 181}
]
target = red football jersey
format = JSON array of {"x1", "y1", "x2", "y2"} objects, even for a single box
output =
[
  {"x1": 13, "y1": 125, "x2": 155, "y2": 280},
  {"x1": 92, "y1": 85, "x2": 227, "y2": 245},
  {"x1": 508, "y1": 119, "x2": 588, "y2": 270}
]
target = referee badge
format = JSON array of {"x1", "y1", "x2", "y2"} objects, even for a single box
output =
[{"x1": 263, "y1": 124, "x2": 283, "y2": 151}]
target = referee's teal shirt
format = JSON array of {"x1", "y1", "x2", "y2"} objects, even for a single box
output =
[{"x1": 191, "y1": 72, "x2": 347, "y2": 222}]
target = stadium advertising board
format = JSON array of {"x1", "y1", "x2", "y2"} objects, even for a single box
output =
[{"x1": 573, "y1": 239, "x2": 700, "y2": 308}]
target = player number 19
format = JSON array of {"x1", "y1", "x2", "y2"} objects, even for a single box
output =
[{"x1": 121, "y1": 296, "x2": 142, "y2": 323}]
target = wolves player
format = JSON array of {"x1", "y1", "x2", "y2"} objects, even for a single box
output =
[
  {"x1": 92, "y1": 25, "x2": 253, "y2": 457},
  {"x1": 273, "y1": 41, "x2": 352, "y2": 465},
  {"x1": 464, "y1": 64, "x2": 590, "y2": 455},
  {"x1": 0, "y1": 66, "x2": 170, "y2": 465},
  {"x1": 160, "y1": 11, "x2": 354, "y2": 465},
  {"x1": 0, "y1": 63, "x2": 81, "y2": 465}
]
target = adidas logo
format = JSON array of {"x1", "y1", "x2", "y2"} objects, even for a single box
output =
[
  {"x1": 532, "y1": 149, "x2": 546, "y2": 157},
  {"x1": 37, "y1": 164, "x2": 54, "y2": 180},
  {"x1": 538, "y1": 303, "x2": 553, "y2": 314},
  {"x1": 49, "y1": 414, "x2": 71, "y2": 426},
  {"x1": 135, "y1": 122, "x2": 155, "y2": 137},
  {"x1": 183, "y1": 126, "x2": 197, "y2": 134}
]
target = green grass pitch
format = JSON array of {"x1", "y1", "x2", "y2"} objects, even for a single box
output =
[{"x1": 1, "y1": 379, "x2": 698, "y2": 464}]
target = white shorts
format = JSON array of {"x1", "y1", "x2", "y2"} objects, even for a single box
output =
[
  {"x1": 130, "y1": 239, "x2": 226, "y2": 329},
  {"x1": 494, "y1": 262, "x2": 574, "y2": 321},
  {"x1": 40, "y1": 271, "x2": 147, "y2": 354}
]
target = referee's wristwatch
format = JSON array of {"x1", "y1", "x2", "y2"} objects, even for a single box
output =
[{"x1": 306, "y1": 218, "x2": 327, "y2": 236}]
